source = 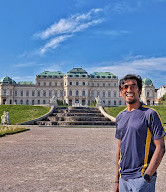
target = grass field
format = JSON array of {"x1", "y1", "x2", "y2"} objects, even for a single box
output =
[
  {"x1": 104, "y1": 105, "x2": 166, "y2": 124},
  {"x1": 0, "y1": 125, "x2": 29, "y2": 137},
  {"x1": 0, "y1": 105, "x2": 50, "y2": 124},
  {"x1": 105, "y1": 105, "x2": 166, "y2": 139}
]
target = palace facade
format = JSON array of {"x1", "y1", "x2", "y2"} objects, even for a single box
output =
[{"x1": 0, "y1": 67, "x2": 156, "y2": 106}]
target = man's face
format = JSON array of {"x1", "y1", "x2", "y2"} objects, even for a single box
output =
[{"x1": 120, "y1": 79, "x2": 141, "y2": 104}]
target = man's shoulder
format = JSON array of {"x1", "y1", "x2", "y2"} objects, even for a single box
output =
[{"x1": 140, "y1": 104, "x2": 158, "y2": 115}]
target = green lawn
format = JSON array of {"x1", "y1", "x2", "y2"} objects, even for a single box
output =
[
  {"x1": 0, "y1": 105, "x2": 50, "y2": 124},
  {"x1": 104, "y1": 105, "x2": 166, "y2": 124},
  {"x1": 0, "y1": 125, "x2": 29, "y2": 137}
]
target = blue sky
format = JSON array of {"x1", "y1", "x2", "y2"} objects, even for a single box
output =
[{"x1": 0, "y1": 0, "x2": 166, "y2": 88}]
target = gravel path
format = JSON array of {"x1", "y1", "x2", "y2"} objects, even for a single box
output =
[{"x1": 0, "y1": 126, "x2": 165, "y2": 192}]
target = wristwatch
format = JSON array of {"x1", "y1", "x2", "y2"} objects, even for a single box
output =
[{"x1": 143, "y1": 174, "x2": 151, "y2": 183}]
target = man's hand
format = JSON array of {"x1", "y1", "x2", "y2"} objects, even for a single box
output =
[{"x1": 114, "y1": 181, "x2": 119, "y2": 192}]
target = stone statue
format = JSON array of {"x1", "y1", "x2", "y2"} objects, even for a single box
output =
[
  {"x1": 49, "y1": 95, "x2": 57, "y2": 106},
  {"x1": 1, "y1": 111, "x2": 11, "y2": 125},
  {"x1": 95, "y1": 95, "x2": 102, "y2": 107}
]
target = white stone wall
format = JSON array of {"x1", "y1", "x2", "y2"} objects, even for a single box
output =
[
  {"x1": 0, "y1": 75, "x2": 124, "y2": 106},
  {"x1": 140, "y1": 85, "x2": 155, "y2": 105},
  {"x1": 157, "y1": 85, "x2": 166, "y2": 99}
]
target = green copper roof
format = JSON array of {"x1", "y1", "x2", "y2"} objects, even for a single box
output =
[
  {"x1": 0, "y1": 76, "x2": 16, "y2": 84},
  {"x1": 142, "y1": 78, "x2": 153, "y2": 86},
  {"x1": 67, "y1": 68, "x2": 88, "y2": 75},
  {"x1": 90, "y1": 72, "x2": 116, "y2": 78},
  {"x1": 18, "y1": 81, "x2": 34, "y2": 85},
  {"x1": 37, "y1": 71, "x2": 64, "y2": 77}
]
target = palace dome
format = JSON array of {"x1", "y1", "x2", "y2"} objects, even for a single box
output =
[
  {"x1": 142, "y1": 78, "x2": 153, "y2": 86},
  {"x1": 0, "y1": 75, "x2": 16, "y2": 85}
]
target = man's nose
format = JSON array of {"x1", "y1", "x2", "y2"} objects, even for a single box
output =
[{"x1": 127, "y1": 86, "x2": 132, "y2": 91}]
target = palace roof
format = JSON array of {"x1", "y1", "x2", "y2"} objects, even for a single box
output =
[
  {"x1": 0, "y1": 75, "x2": 16, "y2": 85},
  {"x1": 37, "y1": 71, "x2": 64, "y2": 78},
  {"x1": 142, "y1": 77, "x2": 153, "y2": 86}
]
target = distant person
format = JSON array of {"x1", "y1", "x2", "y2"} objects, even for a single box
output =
[{"x1": 114, "y1": 74, "x2": 165, "y2": 192}]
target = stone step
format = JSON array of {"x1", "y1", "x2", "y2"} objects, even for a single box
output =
[
  {"x1": 36, "y1": 107, "x2": 114, "y2": 126},
  {"x1": 64, "y1": 116, "x2": 109, "y2": 121},
  {"x1": 51, "y1": 112, "x2": 103, "y2": 117},
  {"x1": 65, "y1": 113, "x2": 104, "y2": 117},
  {"x1": 36, "y1": 120, "x2": 114, "y2": 126},
  {"x1": 58, "y1": 121, "x2": 114, "y2": 125},
  {"x1": 64, "y1": 110, "x2": 101, "y2": 113},
  {"x1": 48, "y1": 116, "x2": 109, "y2": 121}
]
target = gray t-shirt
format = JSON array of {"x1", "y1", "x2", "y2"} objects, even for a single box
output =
[{"x1": 115, "y1": 103, "x2": 166, "y2": 180}]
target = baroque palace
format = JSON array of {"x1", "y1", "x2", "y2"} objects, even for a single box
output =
[{"x1": 0, "y1": 67, "x2": 156, "y2": 106}]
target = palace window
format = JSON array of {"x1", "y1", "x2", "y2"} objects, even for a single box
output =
[
  {"x1": 147, "y1": 91, "x2": 150, "y2": 97},
  {"x1": 26, "y1": 91, "x2": 29, "y2": 97},
  {"x1": 76, "y1": 81, "x2": 79, "y2": 86},
  {"x1": 82, "y1": 82, "x2": 85, "y2": 86},
  {"x1": 114, "y1": 91, "x2": 117, "y2": 97},
  {"x1": 32, "y1": 90, "x2": 35, "y2": 97},
  {"x1": 15, "y1": 91, "x2": 17, "y2": 96},
  {"x1": 103, "y1": 91, "x2": 105, "y2": 97},
  {"x1": 76, "y1": 90, "x2": 79, "y2": 96},
  {"x1": 108, "y1": 91, "x2": 111, "y2": 97},
  {"x1": 21, "y1": 91, "x2": 23, "y2": 97},
  {"x1": 26, "y1": 100, "x2": 29, "y2": 105},
  {"x1": 49, "y1": 90, "x2": 52, "y2": 97},
  {"x1": 82, "y1": 90, "x2": 85, "y2": 96},
  {"x1": 38, "y1": 91, "x2": 40, "y2": 97},
  {"x1": 70, "y1": 82, "x2": 72, "y2": 85},
  {"x1": 69, "y1": 90, "x2": 72, "y2": 96},
  {"x1": 43, "y1": 90, "x2": 46, "y2": 97}
]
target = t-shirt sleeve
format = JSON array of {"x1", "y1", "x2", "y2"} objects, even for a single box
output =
[{"x1": 148, "y1": 110, "x2": 166, "y2": 140}]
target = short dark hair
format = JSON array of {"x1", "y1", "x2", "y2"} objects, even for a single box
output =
[{"x1": 119, "y1": 74, "x2": 142, "y2": 91}]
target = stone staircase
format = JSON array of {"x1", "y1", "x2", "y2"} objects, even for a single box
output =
[{"x1": 36, "y1": 107, "x2": 115, "y2": 126}]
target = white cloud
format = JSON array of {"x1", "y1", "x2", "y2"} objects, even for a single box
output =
[
  {"x1": 34, "y1": 8, "x2": 104, "y2": 54},
  {"x1": 35, "y1": 8, "x2": 103, "y2": 40},
  {"x1": 96, "y1": 30, "x2": 131, "y2": 36},
  {"x1": 40, "y1": 35, "x2": 73, "y2": 55},
  {"x1": 86, "y1": 56, "x2": 166, "y2": 87}
]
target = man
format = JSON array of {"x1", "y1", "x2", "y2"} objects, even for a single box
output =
[{"x1": 114, "y1": 74, "x2": 165, "y2": 192}]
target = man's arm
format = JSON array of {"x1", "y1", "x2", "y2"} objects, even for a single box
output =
[
  {"x1": 145, "y1": 136, "x2": 165, "y2": 177},
  {"x1": 114, "y1": 139, "x2": 121, "y2": 192}
]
